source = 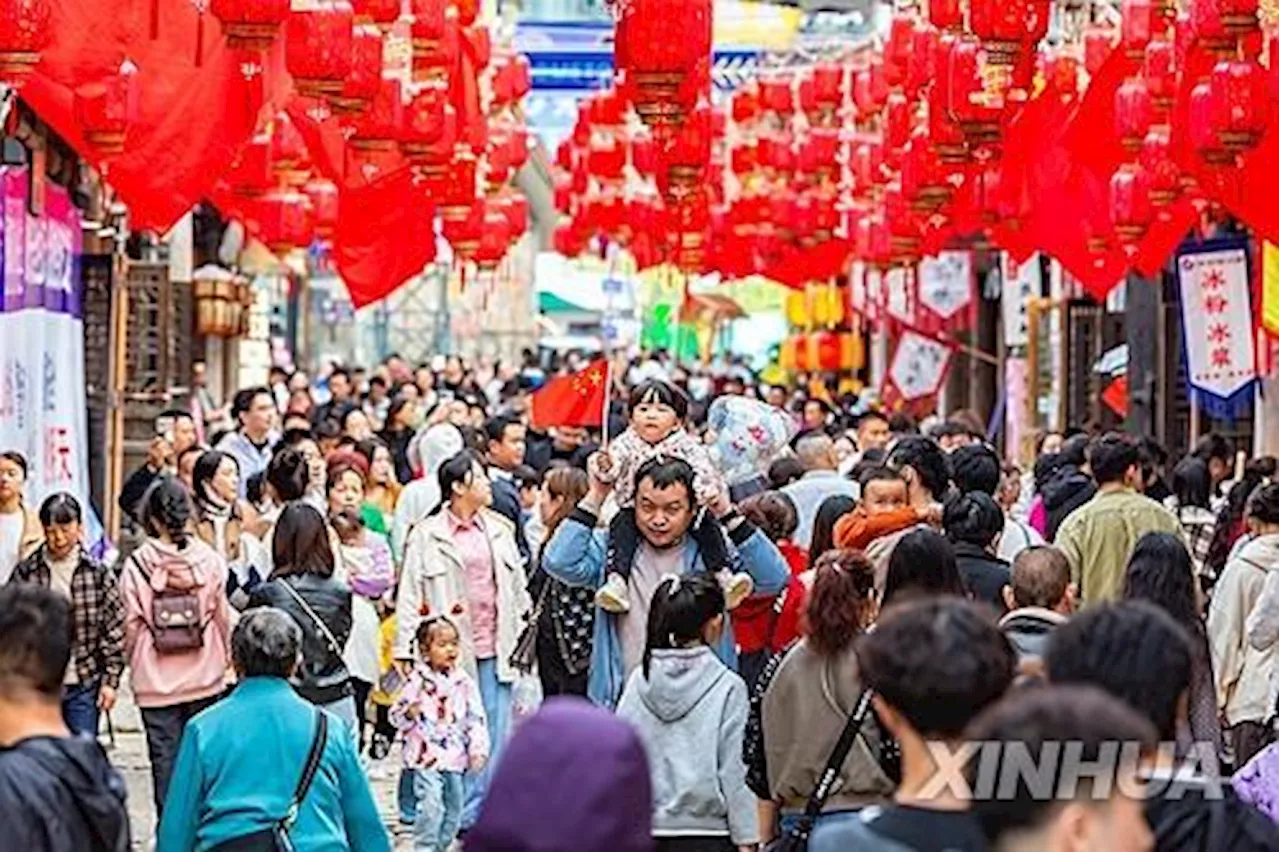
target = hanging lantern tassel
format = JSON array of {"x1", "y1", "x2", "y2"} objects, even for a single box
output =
[
  {"x1": 151, "y1": 0, "x2": 160, "y2": 38},
  {"x1": 195, "y1": 10, "x2": 205, "y2": 67}
]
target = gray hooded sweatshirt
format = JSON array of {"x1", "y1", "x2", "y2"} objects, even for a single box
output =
[{"x1": 617, "y1": 646, "x2": 759, "y2": 845}]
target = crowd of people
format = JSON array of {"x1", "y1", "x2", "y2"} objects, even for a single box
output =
[{"x1": 0, "y1": 347, "x2": 1276, "y2": 852}]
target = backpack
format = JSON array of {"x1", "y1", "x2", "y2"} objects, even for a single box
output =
[{"x1": 134, "y1": 555, "x2": 208, "y2": 654}]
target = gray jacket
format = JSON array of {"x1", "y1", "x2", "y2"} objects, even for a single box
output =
[{"x1": 617, "y1": 647, "x2": 758, "y2": 845}]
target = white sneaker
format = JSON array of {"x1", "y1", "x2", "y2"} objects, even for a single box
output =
[
  {"x1": 595, "y1": 572, "x2": 631, "y2": 613},
  {"x1": 721, "y1": 571, "x2": 754, "y2": 610}
]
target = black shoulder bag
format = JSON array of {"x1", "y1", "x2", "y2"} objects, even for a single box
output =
[
  {"x1": 764, "y1": 689, "x2": 876, "y2": 852},
  {"x1": 211, "y1": 711, "x2": 329, "y2": 851}
]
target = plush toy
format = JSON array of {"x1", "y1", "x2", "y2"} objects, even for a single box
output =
[{"x1": 706, "y1": 395, "x2": 797, "y2": 488}]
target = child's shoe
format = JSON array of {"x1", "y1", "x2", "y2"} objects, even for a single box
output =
[{"x1": 595, "y1": 571, "x2": 631, "y2": 613}]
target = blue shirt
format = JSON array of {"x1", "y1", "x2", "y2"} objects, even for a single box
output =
[{"x1": 157, "y1": 677, "x2": 390, "y2": 852}]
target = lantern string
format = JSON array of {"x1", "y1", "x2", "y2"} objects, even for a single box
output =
[
  {"x1": 150, "y1": 0, "x2": 160, "y2": 39},
  {"x1": 195, "y1": 12, "x2": 205, "y2": 68}
]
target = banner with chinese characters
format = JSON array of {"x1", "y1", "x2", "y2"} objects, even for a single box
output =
[
  {"x1": 917, "y1": 251, "x2": 974, "y2": 336},
  {"x1": 1001, "y1": 253, "x2": 1041, "y2": 348},
  {"x1": 881, "y1": 329, "x2": 954, "y2": 412},
  {"x1": 1177, "y1": 245, "x2": 1257, "y2": 419},
  {"x1": 0, "y1": 168, "x2": 91, "y2": 515}
]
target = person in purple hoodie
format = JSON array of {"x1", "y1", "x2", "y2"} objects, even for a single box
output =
[
  {"x1": 1233, "y1": 742, "x2": 1279, "y2": 824},
  {"x1": 465, "y1": 698, "x2": 653, "y2": 852}
]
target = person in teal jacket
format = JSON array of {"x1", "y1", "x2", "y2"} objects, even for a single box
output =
[
  {"x1": 157, "y1": 608, "x2": 391, "y2": 852},
  {"x1": 542, "y1": 455, "x2": 790, "y2": 708}
]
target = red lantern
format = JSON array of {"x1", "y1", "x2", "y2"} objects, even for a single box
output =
[
  {"x1": 1109, "y1": 165, "x2": 1152, "y2": 243},
  {"x1": 631, "y1": 134, "x2": 658, "y2": 176},
  {"x1": 442, "y1": 198, "x2": 485, "y2": 262},
  {"x1": 1142, "y1": 39, "x2": 1176, "y2": 112},
  {"x1": 587, "y1": 134, "x2": 626, "y2": 182},
  {"x1": 285, "y1": 1, "x2": 355, "y2": 98},
  {"x1": 929, "y1": 0, "x2": 962, "y2": 31},
  {"x1": 210, "y1": 0, "x2": 290, "y2": 52},
  {"x1": 1139, "y1": 128, "x2": 1179, "y2": 205},
  {"x1": 884, "y1": 92, "x2": 914, "y2": 156},
  {"x1": 455, "y1": 0, "x2": 479, "y2": 26},
  {"x1": 886, "y1": 14, "x2": 917, "y2": 86},
  {"x1": 330, "y1": 22, "x2": 383, "y2": 115},
  {"x1": 615, "y1": 0, "x2": 711, "y2": 128},
  {"x1": 474, "y1": 202, "x2": 511, "y2": 270},
  {"x1": 227, "y1": 135, "x2": 273, "y2": 197},
  {"x1": 759, "y1": 75, "x2": 793, "y2": 116},
  {"x1": 908, "y1": 25, "x2": 939, "y2": 95},
  {"x1": 304, "y1": 178, "x2": 339, "y2": 239},
  {"x1": 731, "y1": 86, "x2": 760, "y2": 124},
  {"x1": 401, "y1": 84, "x2": 456, "y2": 167},
  {"x1": 269, "y1": 112, "x2": 310, "y2": 185},
  {"x1": 1044, "y1": 48, "x2": 1081, "y2": 99},
  {"x1": 440, "y1": 153, "x2": 478, "y2": 215},
  {"x1": 757, "y1": 131, "x2": 794, "y2": 176},
  {"x1": 1189, "y1": 80, "x2": 1232, "y2": 163},
  {"x1": 258, "y1": 188, "x2": 314, "y2": 255},
  {"x1": 970, "y1": 0, "x2": 1027, "y2": 65},
  {"x1": 902, "y1": 129, "x2": 952, "y2": 209},
  {"x1": 1120, "y1": 0, "x2": 1155, "y2": 61},
  {"x1": 351, "y1": 0, "x2": 400, "y2": 28},
  {"x1": 798, "y1": 128, "x2": 840, "y2": 181},
  {"x1": 349, "y1": 77, "x2": 404, "y2": 155},
  {"x1": 465, "y1": 24, "x2": 491, "y2": 71},
  {"x1": 662, "y1": 104, "x2": 711, "y2": 197},
  {"x1": 499, "y1": 193, "x2": 529, "y2": 238},
  {"x1": 1210, "y1": 59, "x2": 1269, "y2": 151},
  {"x1": 812, "y1": 60, "x2": 844, "y2": 108},
  {"x1": 410, "y1": 0, "x2": 457, "y2": 80},
  {"x1": 947, "y1": 37, "x2": 1005, "y2": 145},
  {"x1": 1216, "y1": 0, "x2": 1261, "y2": 37},
  {"x1": 74, "y1": 64, "x2": 137, "y2": 156},
  {"x1": 729, "y1": 143, "x2": 757, "y2": 176},
  {"x1": 1114, "y1": 77, "x2": 1153, "y2": 152},
  {"x1": 1084, "y1": 25, "x2": 1115, "y2": 76}
]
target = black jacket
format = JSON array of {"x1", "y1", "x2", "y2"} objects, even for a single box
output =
[
  {"x1": 381, "y1": 427, "x2": 415, "y2": 484},
  {"x1": 952, "y1": 541, "x2": 1012, "y2": 612},
  {"x1": 0, "y1": 735, "x2": 130, "y2": 852},
  {"x1": 1041, "y1": 467, "x2": 1096, "y2": 541},
  {"x1": 249, "y1": 574, "x2": 353, "y2": 704},
  {"x1": 1145, "y1": 775, "x2": 1279, "y2": 852},
  {"x1": 523, "y1": 431, "x2": 596, "y2": 475}
]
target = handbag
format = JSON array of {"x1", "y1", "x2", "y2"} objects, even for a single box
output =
[
  {"x1": 210, "y1": 711, "x2": 329, "y2": 851},
  {"x1": 509, "y1": 578, "x2": 551, "y2": 673},
  {"x1": 764, "y1": 689, "x2": 876, "y2": 852}
]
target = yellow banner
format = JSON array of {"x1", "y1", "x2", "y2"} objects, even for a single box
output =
[
  {"x1": 714, "y1": 0, "x2": 802, "y2": 49},
  {"x1": 1264, "y1": 242, "x2": 1278, "y2": 336}
]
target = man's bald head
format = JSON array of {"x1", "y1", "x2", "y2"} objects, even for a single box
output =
[
  {"x1": 795, "y1": 434, "x2": 838, "y2": 472},
  {"x1": 1008, "y1": 546, "x2": 1072, "y2": 610}
]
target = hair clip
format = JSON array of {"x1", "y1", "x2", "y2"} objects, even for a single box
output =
[{"x1": 662, "y1": 573, "x2": 682, "y2": 597}]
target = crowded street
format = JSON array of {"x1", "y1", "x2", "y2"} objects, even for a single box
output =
[{"x1": 0, "y1": 0, "x2": 1278, "y2": 851}]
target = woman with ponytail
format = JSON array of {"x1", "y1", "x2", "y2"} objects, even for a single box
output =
[
  {"x1": 119, "y1": 476, "x2": 232, "y2": 822},
  {"x1": 746, "y1": 549, "x2": 894, "y2": 849},
  {"x1": 616, "y1": 574, "x2": 759, "y2": 852}
]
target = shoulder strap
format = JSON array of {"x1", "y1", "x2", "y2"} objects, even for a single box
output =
[
  {"x1": 281, "y1": 711, "x2": 328, "y2": 831},
  {"x1": 788, "y1": 689, "x2": 877, "y2": 842},
  {"x1": 278, "y1": 580, "x2": 345, "y2": 661}
]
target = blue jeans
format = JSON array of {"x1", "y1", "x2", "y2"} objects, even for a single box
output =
[
  {"x1": 781, "y1": 809, "x2": 867, "y2": 852},
  {"x1": 461, "y1": 657, "x2": 512, "y2": 828},
  {"x1": 398, "y1": 768, "x2": 419, "y2": 823},
  {"x1": 413, "y1": 769, "x2": 465, "y2": 852},
  {"x1": 61, "y1": 679, "x2": 100, "y2": 738}
]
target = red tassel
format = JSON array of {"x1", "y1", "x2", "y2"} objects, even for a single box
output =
[
  {"x1": 150, "y1": 0, "x2": 159, "y2": 39},
  {"x1": 195, "y1": 13, "x2": 205, "y2": 67}
]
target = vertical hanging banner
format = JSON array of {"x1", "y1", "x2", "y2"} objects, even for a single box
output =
[
  {"x1": 1177, "y1": 246, "x2": 1257, "y2": 418},
  {"x1": 917, "y1": 250, "x2": 974, "y2": 336},
  {"x1": 881, "y1": 329, "x2": 954, "y2": 411},
  {"x1": 884, "y1": 267, "x2": 916, "y2": 328},
  {"x1": 0, "y1": 168, "x2": 91, "y2": 515},
  {"x1": 1001, "y1": 252, "x2": 1042, "y2": 348},
  {"x1": 1263, "y1": 242, "x2": 1278, "y2": 339}
]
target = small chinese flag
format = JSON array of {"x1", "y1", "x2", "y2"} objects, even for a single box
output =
[{"x1": 530, "y1": 359, "x2": 609, "y2": 430}]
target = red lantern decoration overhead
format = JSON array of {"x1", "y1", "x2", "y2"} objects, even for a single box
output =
[
  {"x1": 410, "y1": 0, "x2": 457, "y2": 80},
  {"x1": 351, "y1": 0, "x2": 400, "y2": 28},
  {"x1": 210, "y1": 0, "x2": 291, "y2": 52},
  {"x1": 614, "y1": 0, "x2": 712, "y2": 128},
  {"x1": 285, "y1": 1, "x2": 355, "y2": 98},
  {"x1": 1209, "y1": 58, "x2": 1269, "y2": 152},
  {"x1": 0, "y1": 0, "x2": 51, "y2": 88},
  {"x1": 304, "y1": 177, "x2": 340, "y2": 239},
  {"x1": 1114, "y1": 77, "x2": 1153, "y2": 152},
  {"x1": 349, "y1": 77, "x2": 404, "y2": 157},
  {"x1": 258, "y1": 188, "x2": 314, "y2": 255},
  {"x1": 330, "y1": 21, "x2": 384, "y2": 115},
  {"x1": 73, "y1": 62, "x2": 138, "y2": 157}
]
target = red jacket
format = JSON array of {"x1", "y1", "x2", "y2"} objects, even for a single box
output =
[{"x1": 732, "y1": 539, "x2": 808, "y2": 654}]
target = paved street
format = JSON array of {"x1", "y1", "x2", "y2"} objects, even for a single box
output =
[{"x1": 107, "y1": 684, "x2": 417, "y2": 850}]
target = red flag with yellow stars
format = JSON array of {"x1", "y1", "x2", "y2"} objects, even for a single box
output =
[{"x1": 530, "y1": 360, "x2": 609, "y2": 430}]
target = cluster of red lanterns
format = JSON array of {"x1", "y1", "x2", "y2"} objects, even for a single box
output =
[
  {"x1": 1109, "y1": 0, "x2": 1269, "y2": 249},
  {"x1": 200, "y1": 0, "x2": 532, "y2": 268}
]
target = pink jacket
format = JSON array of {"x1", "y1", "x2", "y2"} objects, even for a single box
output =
[{"x1": 119, "y1": 538, "x2": 232, "y2": 709}]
